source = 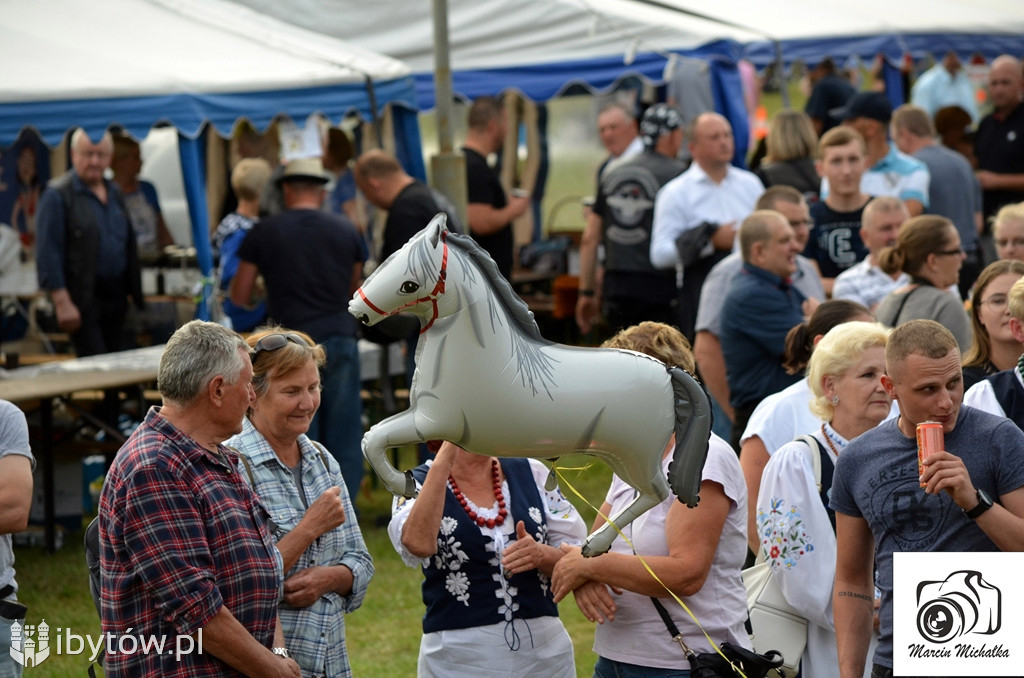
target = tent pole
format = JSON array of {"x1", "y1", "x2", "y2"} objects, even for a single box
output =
[
  {"x1": 774, "y1": 40, "x2": 790, "y2": 108},
  {"x1": 430, "y1": 0, "x2": 467, "y2": 229}
]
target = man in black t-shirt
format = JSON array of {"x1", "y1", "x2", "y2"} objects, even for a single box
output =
[
  {"x1": 462, "y1": 96, "x2": 529, "y2": 280},
  {"x1": 805, "y1": 127, "x2": 872, "y2": 295},
  {"x1": 230, "y1": 157, "x2": 367, "y2": 501},
  {"x1": 975, "y1": 55, "x2": 1024, "y2": 223}
]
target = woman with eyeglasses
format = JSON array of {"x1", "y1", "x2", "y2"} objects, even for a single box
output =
[
  {"x1": 226, "y1": 327, "x2": 373, "y2": 678},
  {"x1": 874, "y1": 215, "x2": 973, "y2": 351},
  {"x1": 389, "y1": 437, "x2": 586, "y2": 677},
  {"x1": 961, "y1": 260, "x2": 1024, "y2": 389}
]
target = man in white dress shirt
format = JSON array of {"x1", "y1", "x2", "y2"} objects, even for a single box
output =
[{"x1": 650, "y1": 112, "x2": 763, "y2": 341}]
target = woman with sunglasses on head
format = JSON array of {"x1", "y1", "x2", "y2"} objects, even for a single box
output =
[
  {"x1": 874, "y1": 215, "x2": 973, "y2": 351},
  {"x1": 755, "y1": 321, "x2": 890, "y2": 678},
  {"x1": 226, "y1": 327, "x2": 373, "y2": 678},
  {"x1": 389, "y1": 438, "x2": 586, "y2": 677},
  {"x1": 962, "y1": 260, "x2": 1024, "y2": 389}
]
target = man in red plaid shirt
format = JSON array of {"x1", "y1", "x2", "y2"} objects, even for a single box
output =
[{"x1": 98, "y1": 321, "x2": 300, "y2": 677}]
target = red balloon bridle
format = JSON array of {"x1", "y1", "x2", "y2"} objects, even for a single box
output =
[{"x1": 357, "y1": 234, "x2": 449, "y2": 333}]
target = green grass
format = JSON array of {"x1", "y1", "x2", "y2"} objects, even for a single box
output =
[{"x1": 13, "y1": 451, "x2": 614, "y2": 677}]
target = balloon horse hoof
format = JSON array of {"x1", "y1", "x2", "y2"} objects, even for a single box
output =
[{"x1": 349, "y1": 214, "x2": 711, "y2": 556}]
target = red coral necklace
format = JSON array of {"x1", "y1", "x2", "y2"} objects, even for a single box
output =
[{"x1": 449, "y1": 458, "x2": 508, "y2": 528}]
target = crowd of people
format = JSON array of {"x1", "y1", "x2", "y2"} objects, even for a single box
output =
[{"x1": 2, "y1": 52, "x2": 1024, "y2": 678}]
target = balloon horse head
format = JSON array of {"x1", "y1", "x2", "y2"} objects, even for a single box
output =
[{"x1": 349, "y1": 214, "x2": 711, "y2": 556}]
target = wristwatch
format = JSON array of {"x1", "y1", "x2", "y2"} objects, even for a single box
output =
[
  {"x1": 272, "y1": 647, "x2": 292, "y2": 659},
  {"x1": 963, "y1": 488, "x2": 994, "y2": 520}
]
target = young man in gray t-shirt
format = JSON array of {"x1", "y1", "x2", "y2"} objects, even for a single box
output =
[{"x1": 831, "y1": 320, "x2": 1024, "y2": 678}]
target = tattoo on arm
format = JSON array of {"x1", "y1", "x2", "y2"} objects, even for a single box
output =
[{"x1": 837, "y1": 590, "x2": 873, "y2": 603}]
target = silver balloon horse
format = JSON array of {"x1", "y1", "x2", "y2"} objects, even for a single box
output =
[{"x1": 349, "y1": 214, "x2": 711, "y2": 556}]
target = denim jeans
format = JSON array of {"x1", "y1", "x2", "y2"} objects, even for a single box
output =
[
  {"x1": 308, "y1": 335, "x2": 363, "y2": 502},
  {"x1": 0, "y1": 609, "x2": 24, "y2": 678},
  {"x1": 594, "y1": 656, "x2": 690, "y2": 678}
]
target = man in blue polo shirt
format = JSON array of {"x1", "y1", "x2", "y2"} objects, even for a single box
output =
[
  {"x1": 824, "y1": 91, "x2": 931, "y2": 219},
  {"x1": 721, "y1": 209, "x2": 809, "y2": 450}
]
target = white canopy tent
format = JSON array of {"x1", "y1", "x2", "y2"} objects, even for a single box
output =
[
  {"x1": 227, "y1": 0, "x2": 761, "y2": 109},
  {"x1": 228, "y1": 0, "x2": 1024, "y2": 108},
  {"x1": 0, "y1": 0, "x2": 422, "y2": 317}
]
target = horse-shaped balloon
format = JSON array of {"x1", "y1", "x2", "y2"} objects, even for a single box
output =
[{"x1": 349, "y1": 214, "x2": 711, "y2": 556}]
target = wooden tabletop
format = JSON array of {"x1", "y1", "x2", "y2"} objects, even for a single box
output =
[{"x1": 0, "y1": 345, "x2": 163, "y2": 403}]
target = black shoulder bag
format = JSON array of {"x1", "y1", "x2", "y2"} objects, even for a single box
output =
[{"x1": 650, "y1": 596, "x2": 784, "y2": 678}]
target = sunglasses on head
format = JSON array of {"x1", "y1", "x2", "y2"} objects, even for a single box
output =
[{"x1": 252, "y1": 332, "x2": 311, "y2": 361}]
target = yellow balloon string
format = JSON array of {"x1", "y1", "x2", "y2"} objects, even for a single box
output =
[{"x1": 553, "y1": 461, "x2": 749, "y2": 678}]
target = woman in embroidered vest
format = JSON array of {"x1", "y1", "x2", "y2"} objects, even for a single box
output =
[
  {"x1": 961, "y1": 260, "x2": 1024, "y2": 389},
  {"x1": 226, "y1": 327, "x2": 373, "y2": 678},
  {"x1": 756, "y1": 321, "x2": 891, "y2": 678},
  {"x1": 388, "y1": 439, "x2": 585, "y2": 677},
  {"x1": 874, "y1": 215, "x2": 972, "y2": 351},
  {"x1": 551, "y1": 322, "x2": 748, "y2": 677}
]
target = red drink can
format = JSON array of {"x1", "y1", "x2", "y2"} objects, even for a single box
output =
[{"x1": 917, "y1": 421, "x2": 944, "y2": 488}]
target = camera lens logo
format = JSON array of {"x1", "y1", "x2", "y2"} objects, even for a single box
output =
[{"x1": 916, "y1": 570, "x2": 1001, "y2": 644}]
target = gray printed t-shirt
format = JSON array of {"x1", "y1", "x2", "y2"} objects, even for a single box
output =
[{"x1": 830, "y1": 406, "x2": 1024, "y2": 669}]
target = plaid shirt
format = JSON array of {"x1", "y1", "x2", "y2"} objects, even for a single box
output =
[
  {"x1": 227, "y1": 418, "x2": 373, "y2": 678},
  {"x1": 832, "y1": 258, "x2": 910, "y2": 309},
  {"x1": 99, "y1": 408, "x2": 283, "y2": 677}
]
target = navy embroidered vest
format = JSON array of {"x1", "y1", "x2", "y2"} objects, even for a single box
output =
[
  {"x1": 988, "y1": 370, "x2": 1024, "y2": 428},
  {"x1": 411, "y1": 458, "x2": 559, "y2": 633}
]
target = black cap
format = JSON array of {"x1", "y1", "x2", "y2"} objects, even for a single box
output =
[{"x1": 830, "y1": 91, "x2": 893, "y2": 124}]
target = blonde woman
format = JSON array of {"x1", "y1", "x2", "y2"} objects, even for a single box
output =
[
  {"x1": 756, "y1": 110, "x2": 820, "y2": 200},
  {"x1": 756, "y1": 321, "x2": 890, "y2": 678},
  {"x1": 993, "y1": 201, "x2": 1024, "y2": 262}
]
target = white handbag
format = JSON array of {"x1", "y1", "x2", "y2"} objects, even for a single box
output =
[{"x1": 742, "y1": 434, "x2": 821, "y2": 678}]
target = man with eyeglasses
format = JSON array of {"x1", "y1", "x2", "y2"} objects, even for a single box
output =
[
  {"x1": 965, "y1": 275, "x2": 1024, "y2": 427},
  {"x1": 693, "y1": 186, "x2": 823, "y2": 445}
]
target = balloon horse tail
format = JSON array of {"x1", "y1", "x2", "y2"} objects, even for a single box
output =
[{"x1": 667, "y1": 366, "x2": 712, "y2": 508}]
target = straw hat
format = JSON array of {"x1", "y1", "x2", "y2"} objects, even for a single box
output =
[{"x1": 278, "y1": 157, "x2": 330, "y2": 184}]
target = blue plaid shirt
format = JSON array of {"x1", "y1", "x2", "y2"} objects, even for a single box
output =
[{"x1": 227, "y1": 418, "x2": 373, "y2": 678}]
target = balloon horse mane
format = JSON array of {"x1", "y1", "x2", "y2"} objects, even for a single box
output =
[{"x1": 349, "y1": 214, "x2": 711, "y2": 556}]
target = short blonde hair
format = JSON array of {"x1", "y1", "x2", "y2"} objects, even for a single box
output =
[
  {"x1": 231, "y1": 158, "x2": 273, "y2": 202},
  {"x1": 1009, "y1": 276, "x2": 1024, "y2": 323},
  {"x1": 993, "y1": 201, "x2": 1024, "y2": 238},
  {"x1": 602, "y1": 321, "x2": 695, "y2": 374},
  {"x1": 806, "y1": 321, "x2": 890, "y2": 421}
]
